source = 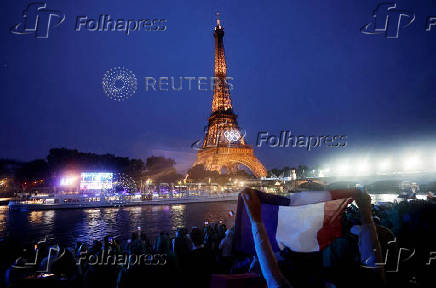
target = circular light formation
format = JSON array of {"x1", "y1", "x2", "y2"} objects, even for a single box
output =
[
  {"x1": 224, "y1": 129, "x2": 241, "y2": 143},
  {"x1": 102, "y1": 67, "x2": 137, "y2": 102}
]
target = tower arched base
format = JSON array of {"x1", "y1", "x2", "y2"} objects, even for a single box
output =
[{"x1": 193, "y1": 146, "x2": 267, "y2": 178}]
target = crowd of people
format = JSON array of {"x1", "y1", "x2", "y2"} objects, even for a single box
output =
[
  {"x1": 2, "y1": 190, "x2": 436, "y2": 288},
  {"x1": 3, "y1": 221, "x2": 247, "y2": 288}
]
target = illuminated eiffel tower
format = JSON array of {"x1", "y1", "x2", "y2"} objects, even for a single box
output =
[{"x1": 192, "y1": 13, "x2": 266, "y2": 178}]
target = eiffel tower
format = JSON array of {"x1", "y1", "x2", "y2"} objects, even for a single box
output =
[{"x1": 192, "y1": 13, "x2": 267, "y2": 178}]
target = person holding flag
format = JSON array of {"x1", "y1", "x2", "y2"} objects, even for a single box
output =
[{"x1": 238, "y1": 188, "x2": 385, "y2": 288}]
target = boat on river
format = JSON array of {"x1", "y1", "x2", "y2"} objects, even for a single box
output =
[{"x1": 9, "y1": 191, "x2": 239, "y2": 211}]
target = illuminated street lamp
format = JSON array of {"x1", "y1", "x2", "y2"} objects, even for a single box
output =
[
  {"x1": 336, "y1": 162, "x2": 350, "y2": 176},
  {"x1": 319, "y1": 167, "x2": 330, "y2": 177},
  {"x1": 403, "y1": 155, "x2": 420, "y2": 172},
  {"x1": 356, "y1": 160, "x2": 370, "y2": 176},
  {"x1": 433, "y1": 155, "x2": 436, "y2": 171},
  {"x1": 376, "y1": 159, "x2": 391, "y2": 174}
]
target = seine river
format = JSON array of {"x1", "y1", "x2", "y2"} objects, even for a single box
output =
[
  {"x1": 0, "y1": 201, "x2": 237, "y2": 247},
  {"x1": 0, "y1": 193, "x2": 425, "y2": 249}
]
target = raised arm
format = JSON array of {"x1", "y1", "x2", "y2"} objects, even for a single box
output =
[
  {"x1": 241, "y1": 188, "x2": 292, "y2": 288},
  {"x1": 353, "y1": 189, "x2": 385, "y2": 283}
]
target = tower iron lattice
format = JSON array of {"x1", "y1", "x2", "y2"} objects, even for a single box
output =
[{"x1": 192, "y1": 13, "x2": 267, "y2": 178}]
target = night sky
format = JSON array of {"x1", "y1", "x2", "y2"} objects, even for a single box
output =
[{"x1": 1, "y1": 0, "x2": 436, "y2": 172}]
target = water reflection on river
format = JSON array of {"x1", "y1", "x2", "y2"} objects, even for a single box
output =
[
  {"x1": 0, "y1": 201, "x2": 237, "y2": 247},
  {"x1": 0, "y1": 193, "x2": 426, "y2": 248}
]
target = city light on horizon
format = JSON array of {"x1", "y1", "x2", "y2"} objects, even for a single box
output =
[
  {"x1": 59, "y1": 175, "x2": 78, "y2": 187},
  {"x1": 317, "y1": 151, "x2": 436, "y2": 178}
]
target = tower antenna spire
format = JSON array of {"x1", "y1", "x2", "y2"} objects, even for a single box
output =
[{"x1": 216, "y1": 11, "x2": 221, "y2": 27}]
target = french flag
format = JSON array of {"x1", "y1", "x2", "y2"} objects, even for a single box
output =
[{"x1": 234, "y1": 189, "x2": 357, "y2": 254}]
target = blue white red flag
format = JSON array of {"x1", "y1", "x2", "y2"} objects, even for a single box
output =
[{"x1": 234, "y1": 189, "x2": 356, "y2": 254}]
